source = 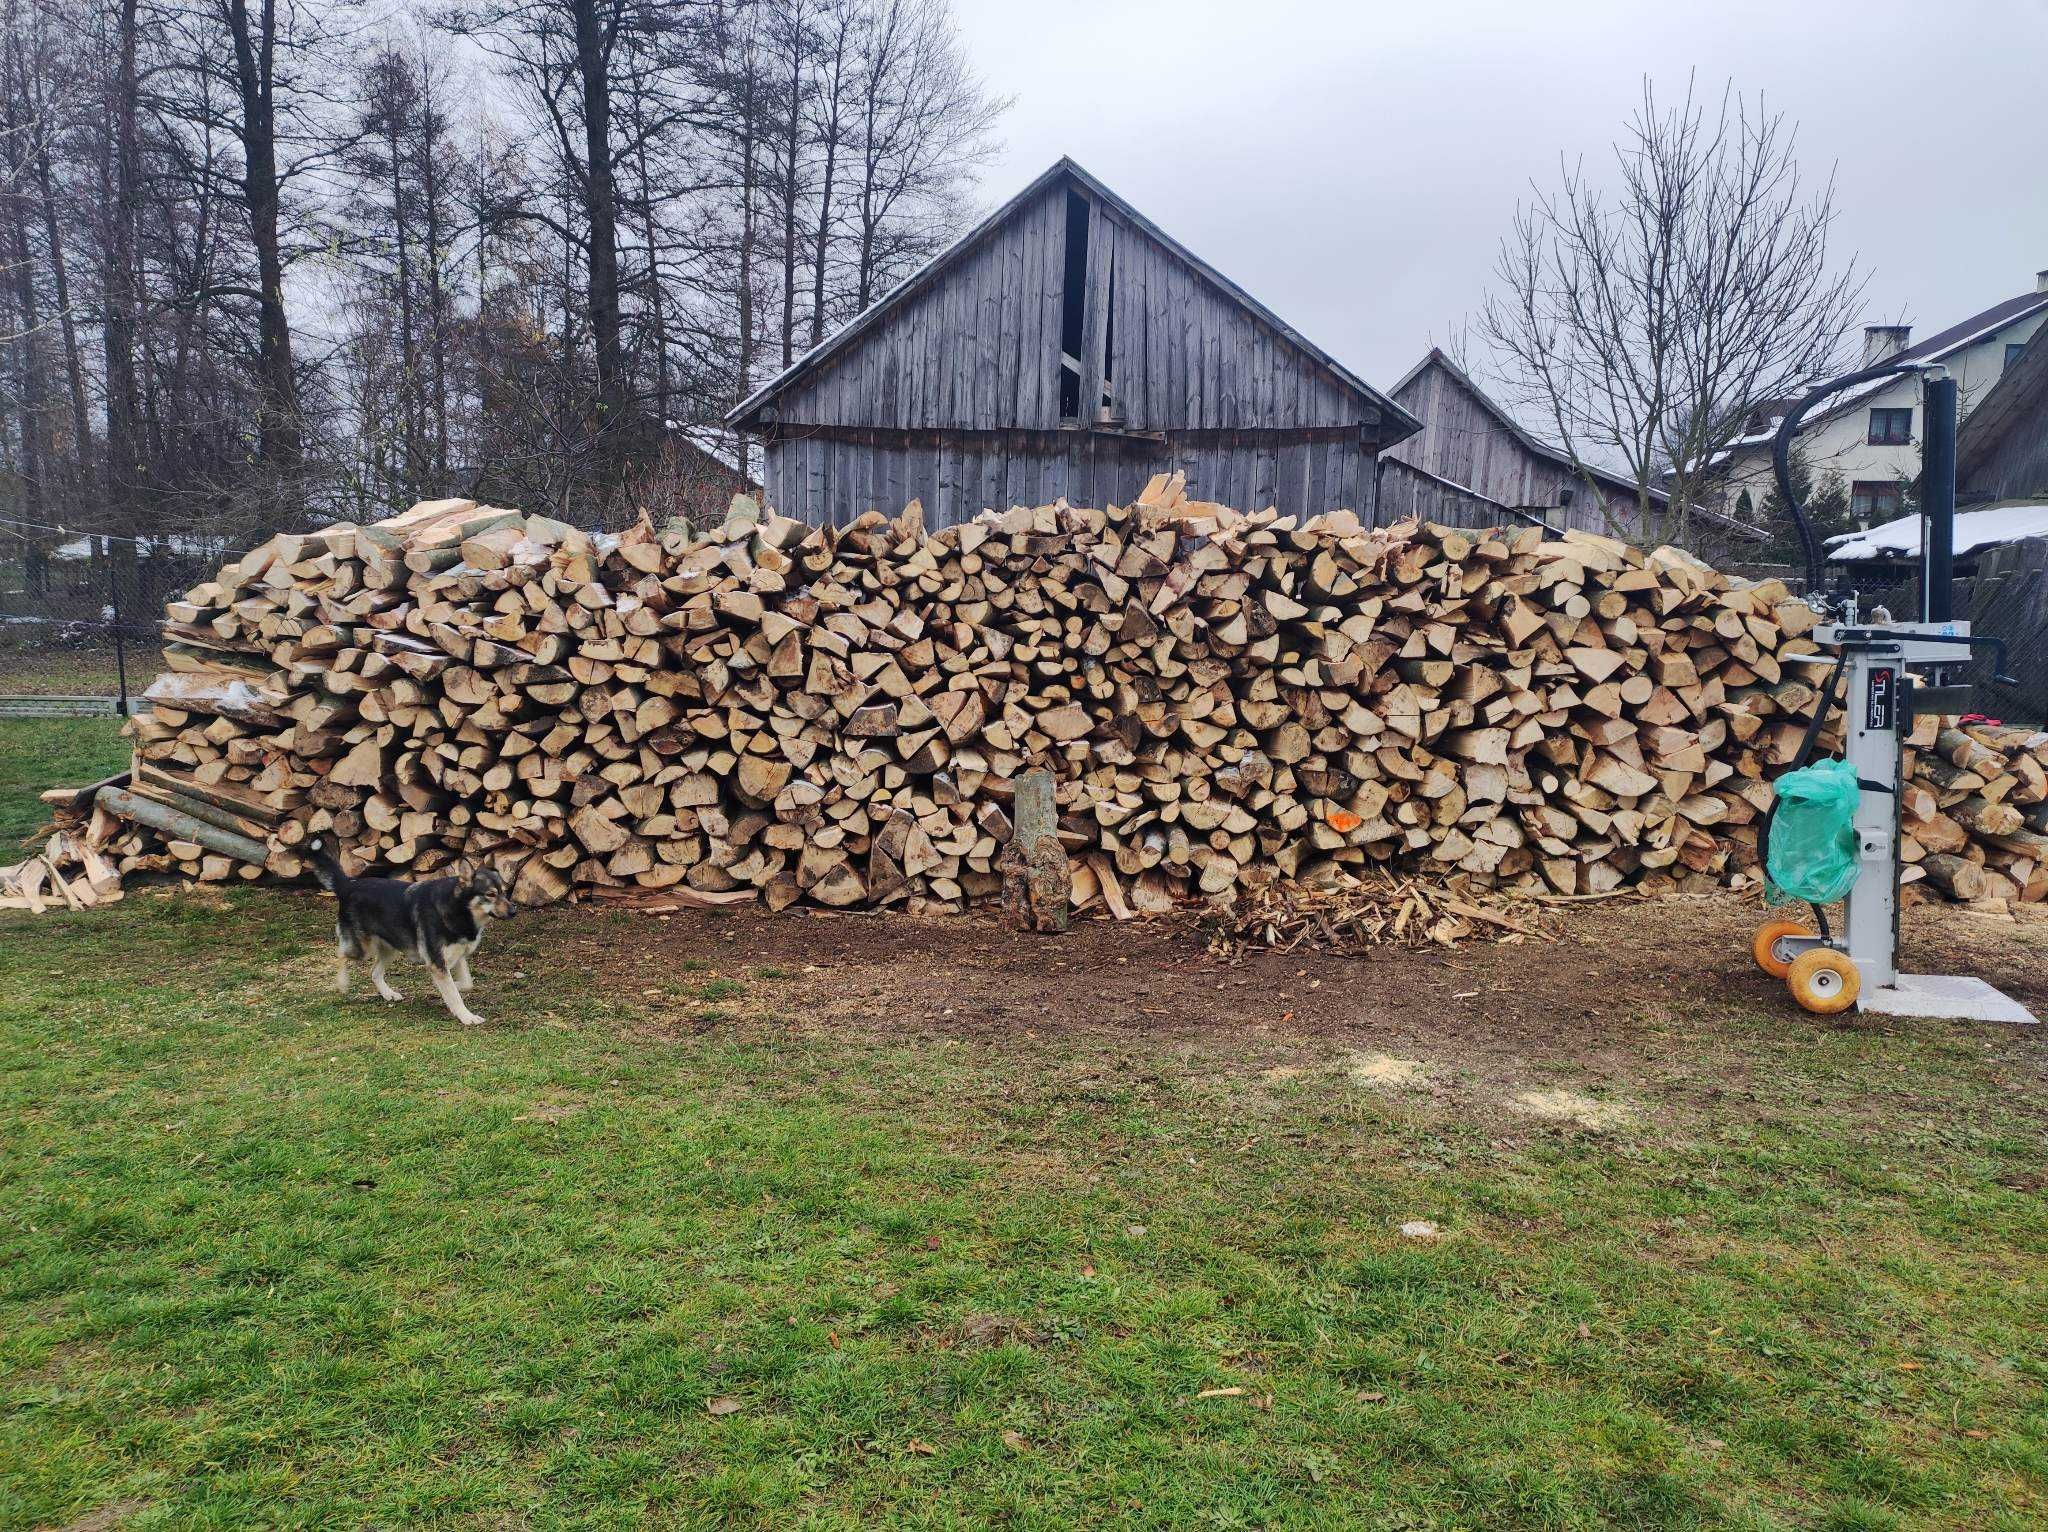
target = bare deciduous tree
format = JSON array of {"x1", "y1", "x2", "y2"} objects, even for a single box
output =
[
  {"x1": 1481, "y1": 76, "x2": 1866, "y2": 547},
  {"x1": 0, "y1": 0, "x2": 1003, "y2": 566}
]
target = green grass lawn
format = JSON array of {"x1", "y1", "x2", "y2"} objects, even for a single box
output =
[
  {"x1": 3, "y1": 879, "x2": 2046, "y2": 1529},
  {"x1": 0, "y1": 646, "x2": 131, "y2": 698},
  {"x1": 0, "y1": 717, "x2": 129, "y2": 849}
]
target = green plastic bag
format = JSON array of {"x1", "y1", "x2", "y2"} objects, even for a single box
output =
[{"x1": 1766, "y1": 758, "x2": 1863, "y2": 905}]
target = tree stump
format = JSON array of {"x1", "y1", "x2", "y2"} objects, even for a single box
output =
[{"x1": 1000, "y1": 767, "x2": 1069, "y2": 933}]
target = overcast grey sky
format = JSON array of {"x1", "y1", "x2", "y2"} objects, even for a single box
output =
[{"x1": 951, "y1": 0, "x2": 2048, "y2": 392}]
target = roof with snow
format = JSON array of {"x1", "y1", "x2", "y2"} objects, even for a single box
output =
[
  {"x1": 1825, "y1": 500, "x2": 2048, "y2": 563},
  {"x1": 1721, "y1": 288, "x2": 2048, "y2": 455}
]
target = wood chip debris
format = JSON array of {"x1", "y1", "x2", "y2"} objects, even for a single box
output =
[
  {"x1": 1199, "y1": 872, "x2": 1565, "y2": 956},
  {"x1": 0, "y1": 824, "x2": 125, "y2": 912}
]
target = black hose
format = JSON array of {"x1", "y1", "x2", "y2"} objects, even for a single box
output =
[{"x1": 1771, "y1": 359, "x2": 1931, "y2": 593}]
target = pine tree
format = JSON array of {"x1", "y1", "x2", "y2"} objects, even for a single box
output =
[{"x1": 1756, "y1": 448, "x2": 1853, "y2": 567}]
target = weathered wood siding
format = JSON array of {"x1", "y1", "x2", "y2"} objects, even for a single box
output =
[
  {"x1": 1383, "y1": 357, "x2": 1639, "y2": 536},
  {"x1": 764, "y1": 181, "x2": 1068, "y2": 432},
  {"x1": 751, "y1": 167, "x2": 1392, "y2": 528},
  {"x1": 1096, "y1": 207, "x2": 1369, "y2": 432},
  {"x1": 1375, "y1": 457, "x2": 1534, "y2": 532},
  {"x1": 1959, "y1": 348, "x2": 2048, "y2": 501},
  {"x1": 763, "y1": 431, "x2": 1377, "y2": 529},
  {"x1": 767, "y1": 180, "x2": 1376, "y2": 438},
  {"x1": 1963, "y1": 425, "x2": 2048, "y2": 501}
]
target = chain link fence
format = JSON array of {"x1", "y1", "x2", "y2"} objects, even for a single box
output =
[
  {"x1": 1839, "y1": 541, "x2": 2048, "y2": 727},
  {"x1": 1955, "y1": 538, "x2": 2048, "y2": 728},
  {"x1": 0, "y1": 515, "x2": 243, "y2": 713}
]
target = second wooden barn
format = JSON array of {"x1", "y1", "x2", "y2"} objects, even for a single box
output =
[{"x1": 725, "y1": 158, "x2": 1421, "y2": 527}]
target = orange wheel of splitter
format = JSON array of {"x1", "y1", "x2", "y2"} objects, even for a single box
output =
[
  {"x1": 1751, "y1": 919, "x2": 1809, "y2": 979},
  {"x1": 1787, "y1": 948, "x2": 1860, "y2": 1015}
]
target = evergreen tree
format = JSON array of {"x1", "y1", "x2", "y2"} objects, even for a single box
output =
[{"x1": 1755, "y1": 448, "x2": 1853, "y2": 568}]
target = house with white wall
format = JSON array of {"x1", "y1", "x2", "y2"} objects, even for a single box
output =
[{"x1": 1713, "y1": 270, "x2": 2048, "y2": 525}]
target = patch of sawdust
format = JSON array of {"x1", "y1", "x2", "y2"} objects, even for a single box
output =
[
  {"x1": 1346, "y1": 1051, "x2": 1426, "y2": 1089},
  {"x1": 516, "y1": 1097, "x2": 587, "y2": 1125},
  {"x1": 1260, "y1": 1064, "x2": 1307, "y2": 1083},
  {"x1": 52, "y1": 1501, "x2": 152, "y2": 1532},
  {"x1": 278, "y1": 948, "x2": 342, "y2": 983},
  {"x1": 154, "y1": 884, "x2": 232, "y2": 911},
  {"x1": 1511, "y1": 1089, "x2": 1633, "y2": 1130}
]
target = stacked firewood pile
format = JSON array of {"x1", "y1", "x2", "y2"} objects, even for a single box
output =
[{"x1": 41, "y1": 477, "x2": 2048, "y2": 915}]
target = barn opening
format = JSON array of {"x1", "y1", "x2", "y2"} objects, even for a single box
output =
[
  {"x1": 1059, "y1": 187, "x2": 1089, "y2": 420},
  {"x1": 1101, "y1": 251, "x2": 1117, "y2": 421}
]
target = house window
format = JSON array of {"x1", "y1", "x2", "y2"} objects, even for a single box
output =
[
  {"x1": 1850, "y1": 481, "x2": 1904, "y2": 522},
  {"x1": 1867, "y1": 407, "x2": 1912, "y2": 445},
  {"x1": 2007, "y1": 340, "x2": 2030, "y2": 370}
]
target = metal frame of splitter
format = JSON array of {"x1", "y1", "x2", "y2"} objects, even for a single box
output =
[{"x1": 1772, "y1": 621, "x2": 2036, "y2": 1023}]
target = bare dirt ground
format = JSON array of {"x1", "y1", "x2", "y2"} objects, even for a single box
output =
[{"x1": 550, "y1": 890, "x2": 2048, "y2": 1133}]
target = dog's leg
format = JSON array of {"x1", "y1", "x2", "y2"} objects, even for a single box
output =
[
  {"x1": 452, "y1": 953, "x2": 474, "y2": 992},
  {"x1": 369, "y1": 943, "x2": 404, "y2": 1003},
  {"x1": 336, "y1": 950, "x2": 350, "y2": 995},
  {"x1": 429, "y1": 965, "x2": 485, "y2": 1027}
]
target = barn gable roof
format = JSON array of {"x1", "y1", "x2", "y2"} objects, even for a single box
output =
[
  {"x1": 1391, "y1": 348, "x2": 1668, "y2": 508},
  {"x1": 725, "y1": 157, "x2": 1420, "y2": 442}
]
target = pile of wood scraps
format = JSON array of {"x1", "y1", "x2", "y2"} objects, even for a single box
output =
[
  {"x1": 1, "y1": 784, "x2": 125, "y2": 911},
  {"x1": 1201, "y1": 872, "x2": 1563, "y2": 958},
  {"x1": 1897, "y1": 721, "x2": 2048, "y2": 904}
]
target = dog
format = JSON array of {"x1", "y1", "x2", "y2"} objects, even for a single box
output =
[{"x1": 304, "y1": 836, "x2": 514, "y2": 1026}]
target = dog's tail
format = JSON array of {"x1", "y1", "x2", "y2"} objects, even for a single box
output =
[{"x1": 303, "y1": 835, "x2": 348, "y2": 893}]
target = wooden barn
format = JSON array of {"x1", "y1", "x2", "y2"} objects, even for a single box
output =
[
  {"x1": 1380, "y1": 348, "x2": 1666, "y2": 534},
  {"x1": 1380, "y1": 348, "x2": 1767, "y2": 557},
  {"x1": 1958, "y1": 320, "x2": 2048, "y2": 503},
  {"x1": 724, "y1": 158, "x2": 1421, "y2": 527}
]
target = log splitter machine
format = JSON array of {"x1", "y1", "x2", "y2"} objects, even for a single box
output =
[{"x1": 1750, "y1": 360, "x2": 2037, "y2": 1023}]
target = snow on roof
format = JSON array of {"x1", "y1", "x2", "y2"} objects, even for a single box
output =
[
  {"x1": 1825, "y1": 501, "x2": 2048, "y2": 562},
  {"x1": 677, "y1": 426, "x2": 751, "y2": 479},
  {"x1": 1715, "y1": 372, "x2": 1909, "y2": 458}
]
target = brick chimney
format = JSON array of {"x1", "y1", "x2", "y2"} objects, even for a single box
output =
[
  {"x1": 2037, "y1": 268, "x2": 2048, "y2": 294},
  {"x1": 1862, "y1": 324, "x2": 1911, "y2": 366}
]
